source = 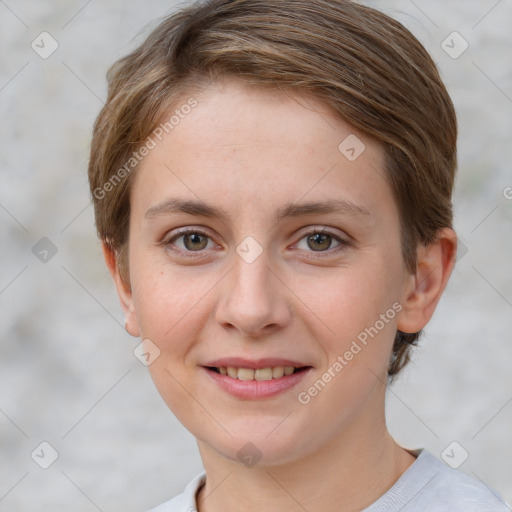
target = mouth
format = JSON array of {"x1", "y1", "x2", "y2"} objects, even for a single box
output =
[
  {"x1": 205, "y1": 365, "x2": 310, "y2": 381},
  {"x1": 201, "y1": 359, "x2": 313, "y2": 399}
]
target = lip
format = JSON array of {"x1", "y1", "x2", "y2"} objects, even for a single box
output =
[
  {"x1": 201, "y1": 359, "x2": 313, "y2": 399},
  {"x1": 203, "y1": 357, "x2": 309, "y2": 369}
]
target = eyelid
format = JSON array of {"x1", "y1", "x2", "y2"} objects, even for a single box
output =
[{"x1": 295, "y1": 225, "x2": 350, "y2": 239}]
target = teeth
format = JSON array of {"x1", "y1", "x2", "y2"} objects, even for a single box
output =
[{"x1": 219, "y1": 366, "x2": 299, "y2": 381}]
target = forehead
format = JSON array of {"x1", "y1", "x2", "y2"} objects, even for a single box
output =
[{"x1": 132, "y1": 79, "x2": 392, "y2": 222}]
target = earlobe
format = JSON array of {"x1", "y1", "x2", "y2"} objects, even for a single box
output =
[
  {"x1": 397, "y1": 228, "x2": 457, "y2": 334},
  {"x1": 102, "y1": 242, "x2": 140, "y2": 338}
]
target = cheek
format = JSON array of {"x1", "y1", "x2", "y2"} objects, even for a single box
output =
[
  {"x1": 297, "y1": 261, "x2": 400, "y2": 337},
  {"x1": 129, "y1": 263, "x2": 215, "y2": 421},
  {"x1": 300, "y1": 262, "x2": 403, "y2": 395},
  {"x1": 130, "y1": 260, "x2": 215, "y2": 351}
]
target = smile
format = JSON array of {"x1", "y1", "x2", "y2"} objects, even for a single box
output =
[{"x1": 202, "y1": 363, "x2": 312, "y2": 399}]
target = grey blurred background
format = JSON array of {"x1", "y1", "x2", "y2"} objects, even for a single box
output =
[{"x1": 1, "y1": 0, "x2": 511, "y2": 510}]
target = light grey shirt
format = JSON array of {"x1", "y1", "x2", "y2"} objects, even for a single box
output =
[{"x1": 147, "y1": 449, "x2": 510, "y2": 511}]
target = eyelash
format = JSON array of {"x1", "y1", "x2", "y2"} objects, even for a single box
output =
[{"x1": 160, "y1": 227, "x2": 352, "y2": 259}]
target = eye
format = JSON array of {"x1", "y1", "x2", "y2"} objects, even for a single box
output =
[
  {"x1": 295, "y1": 228, "x2": 348, "y2": 253},
  {"x1": 163, "y1": 228, "x2": 216, "y2": 255}
]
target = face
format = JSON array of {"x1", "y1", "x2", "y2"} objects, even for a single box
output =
[{"x1": 116, "y1": 79, "x2": 418, "y2": 466}]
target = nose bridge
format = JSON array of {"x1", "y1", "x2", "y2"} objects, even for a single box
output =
[
  {"x1": 234, "y1": 245, "x2": 272, "y2": 298},
  {"x1": 216, "y1": 239, "x2": 289, "y2": 335}
]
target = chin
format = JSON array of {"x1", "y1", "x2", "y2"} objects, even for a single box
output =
[{"x1": 196, "y1": 418, "x2": 322, "y2": 468}]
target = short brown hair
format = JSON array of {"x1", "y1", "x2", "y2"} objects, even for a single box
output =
[{"x1": 88, "y1": 0, "x2": 457, "y2": 378}]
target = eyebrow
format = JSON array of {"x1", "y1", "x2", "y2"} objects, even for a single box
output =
[{"x1": 145, "y1": 196, "x2": 371, "y2": 224}]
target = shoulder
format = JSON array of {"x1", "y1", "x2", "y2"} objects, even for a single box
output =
[
  {"x1": 366, "y1": 449, "x2": 510, "y2": 512},
  {"x1": 146, "y1": 472, "x2": 206, "y2": 512},
  {"x1": 428, "y1": 467, "x2": 509, "y2": 510}
]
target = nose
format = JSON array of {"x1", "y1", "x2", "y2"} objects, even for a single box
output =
[{"x1": 214, "y1": 248, "x2": 291, "y2": 338}]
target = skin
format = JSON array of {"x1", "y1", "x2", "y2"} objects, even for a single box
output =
[{"x1": 104, "y1": 79, "x2": 457, "y2": 512}]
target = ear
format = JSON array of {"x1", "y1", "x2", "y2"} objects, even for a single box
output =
[
  {"x1": 397, "y1": 228, "x2": 457, "y2": 334},
  {"x1": 102, "y1": 242, "x2": 140, "y2": 338}
]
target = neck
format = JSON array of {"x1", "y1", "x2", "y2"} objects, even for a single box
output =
[{"x1": 195, "y1": 396, "x2": 415, "y2": 512}]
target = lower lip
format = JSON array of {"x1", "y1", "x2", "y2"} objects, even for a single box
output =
[{"x1": 202, "y1": 367, "x2": 312, "y2": 399}]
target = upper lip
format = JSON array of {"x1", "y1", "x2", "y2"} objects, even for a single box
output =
[{"x1": 203, "y1": 357, "x2": 311, "y2": 369}]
